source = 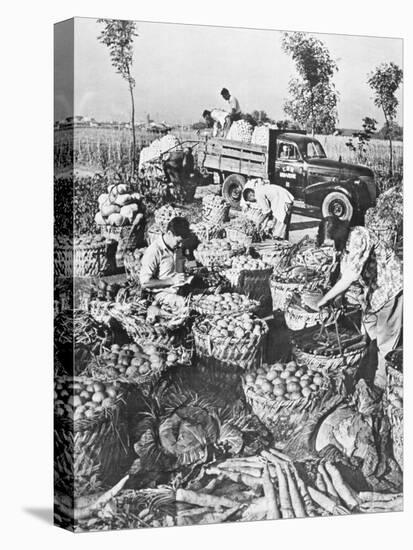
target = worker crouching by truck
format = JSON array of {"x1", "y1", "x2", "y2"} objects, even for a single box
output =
[{"x1": 243, "y1": 179, "x2": 294, "y2": 240}]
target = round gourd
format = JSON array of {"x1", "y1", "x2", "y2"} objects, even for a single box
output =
[
  {"x1": 95, "y1": 212, "x2": 105, "y2": 226},
  {"x1": 98, "y1": 193, "x2": 109, "y2": 206},
  {"x1": 114, "y1": 193, "x2": 133, "y2": 207},
  {"x1": 101, "y1": 203, "x2": 121, "y2": 218},
  {"x1": 120, "y1": 203, "x2": 139, "y2": 223},
  {"x1": 108, "y1": 213, "x2": 126, "y2": 227}
]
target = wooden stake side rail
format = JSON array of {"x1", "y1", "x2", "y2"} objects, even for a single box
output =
[{"x1": 203, "y1": 138, "x2": 269, "y2": 179}]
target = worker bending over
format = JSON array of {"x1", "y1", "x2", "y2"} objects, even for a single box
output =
[{"x1": 245, "y1": 180, "x2": 294, "y2": 239}]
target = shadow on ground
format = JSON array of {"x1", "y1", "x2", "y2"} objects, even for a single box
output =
[{"x1": 24, "y1": 508, "x2": 53, "y2": 525}]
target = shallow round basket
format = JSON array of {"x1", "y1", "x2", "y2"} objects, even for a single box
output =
[
  {"x1": 243, "y1": 376, "x2": 332, "y2": 446},
  {"x1": 194, "y1": 243, "x2": 245, "y2": 268},
  {"x1": 54, "y1": 376, "x2": 129, "y2": 497},
  {"x1": 293, "y1": 339, "x2": 367, "y2": 374},
  {"x1": 192, "y1": 317, "x2": 268, "y2": 370},
  {"x1": 55, "y1": 240, "x2": 109, "y2": 278}
]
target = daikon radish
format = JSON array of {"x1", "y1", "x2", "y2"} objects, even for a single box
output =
[
  {"x1": 268, "y1": 448, "x2": 292, "y2": 462},
  {"x1": 307, "y1": 486, "x2": 350, "y2": 516},
  {"x1": 291, "y1": 466, "x2": 317, "y2": 517},
  {"x1": 275, "y1": 463, "x2": 294, "y2": 519},
  {"x1": 318, "y1": 463, "x2": 339, "y2": 499},
  {"x1": 358, "y1": 492, "x2": 403, "y2": 503},
  {"x1": 197, "y1": 505, "x2": 240, "y2": 525},
  {"x1": 324, "y1": 462, "x2": 360, "y2": 510},
  {"x1": 284, "y1": 466, "x2": 306, "y2": 518},
  {"x1": 316, "y1": 472, "x2": 328, "y2": 493},
  {"x1": 176, "y1": 489, "x2": 239, "y2": 509},
  {"x1": 262, "y1": 464, "x2": 280, "y2": 520}
]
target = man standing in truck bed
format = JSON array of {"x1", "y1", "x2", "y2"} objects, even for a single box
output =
[{"x1": 221, "y1": 87, "x2": 242, "y2": 123}]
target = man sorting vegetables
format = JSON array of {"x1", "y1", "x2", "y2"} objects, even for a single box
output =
[
  {"x1": 315, "y1": 216, "x2": 403, "y2": 390},
  {"x1": 244, "y1": 179, "x2": 294, "y2": 239}
]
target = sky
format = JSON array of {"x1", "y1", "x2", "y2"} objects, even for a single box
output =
[{"x1": 54, "y1": 17, "x2": 403, "y2": 129}]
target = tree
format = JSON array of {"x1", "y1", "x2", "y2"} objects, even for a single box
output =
[
  {"x1": 249, "y1": 110, "x2": 274, "y2": 124},
  {"x1": 367, "y1": 62, "x2": 403, "y2": 176},
  {"x1": 98, "y1": 19, "x2": 139, "y2": 175},
  {"x1": 345, "y1": 117, "x2": 377, "y2": 164},
  {"x1": 376, "y1": 121, "x2": 403, "y2": 141},
  {"x1": 282, "y1": 32, "x2": 339, "y2": 135}
]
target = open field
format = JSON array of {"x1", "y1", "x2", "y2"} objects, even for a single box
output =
[{"x1": 54, "y1": 126, "x2": 403, "y2": 182}]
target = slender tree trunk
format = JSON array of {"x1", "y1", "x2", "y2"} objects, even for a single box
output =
[
  {"x1": 129, "y1": 80, "x2": 136, "y2": 177},
  {"x1": 384, "y1": 113, "x2": 393, "y2": 177}
]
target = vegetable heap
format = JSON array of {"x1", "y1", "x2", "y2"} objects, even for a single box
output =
[
  {"x1": 191, "y1": 292, "x2": 260, "y2": 316},
  {"x1": 226, "y1": 120, "x2": 254, "y2": 143},
  {"x1": 54, "y1": 378, "x2": 123, "y2": 421},
  {"x1": 138, "y1": 134, "x2": 181, "y2": 168},
  {"x1": 243, "y1": 361, "x2": 326, "y2": 401},
  {"x1": 55, "y1": 234, "x2": 107, "y2": 250},
  {"x1": 95, "y1": 183, "x2": 142, "y2": 228},
  {"x1": 94, "y1": 342, "x2": 169, "y2": 381},
  {"x1": 292, "y1": 325, "x2": 366, "y2": 358},
  {"x1": 154, "y1": 204, "x2": 185, "y2": 231},
  {"x1": 251, "y1": 125, "x2": 270, "y2": 146},
  {"x1": 196, "y1": 312, "x2": 265, "y2": 341},
  {"x1": 272, "y1": 265, "x2": 317, "y2": 285}
]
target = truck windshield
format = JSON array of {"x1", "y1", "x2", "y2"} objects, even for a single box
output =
[{"x1": 305, "y1": 141, "x2": 327, "y2": 159}]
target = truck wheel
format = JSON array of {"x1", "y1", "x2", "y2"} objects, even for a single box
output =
[
  {"x1": 222, "y1": 174, "x2": 246, "y2": 208},
  {"x1": 322, "y1": 192, "x2": 354, "y2": 221}
]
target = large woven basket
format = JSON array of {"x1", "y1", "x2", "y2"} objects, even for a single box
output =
[
  {"x1": 101, "y1": 225, "x2": 142, "y2": 269},
  {"x1": 202, "y1": 196, "x2": 230, "y2": 225},
  {"x1": 194, "y1": 242, "x2": 245, "y2": 268},
  {"x1": 192, "y1": 316, "x2": 268, "y2": 370},
  {"x1": 284, "y1": 289, "x2": 335, "y2": 331},
  {"x1": 228, "y1": 268, "x2": 274, "y2": 316},
  {"x1": 385, "y1": 350, "x2": 403, "y2": 471},
  {"x1": 54, "y1": 376, "x2": 130, "y2": 498},
  {"x1": 55, "y1": 238, "x2": 109, "y2": 278},
  {"x1": 243, "y1": 375, "x2": 332, "y2": 448}
]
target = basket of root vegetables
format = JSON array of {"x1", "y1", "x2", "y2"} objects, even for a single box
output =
[
  {"x1": 194, "y1": 238, "x2": 245, "y2": 268},
  {"x1": 191, "y1": 292, "x2": 260, "y2": 316},
  {"x1": 55, "y1": 234, "x2": 110, "y2": 278},
  {"x1": 385, "y1": 348, "x2": 403, "y2": 471},
  {"x1": 54, "y1": 376, "x2": 130, "y2": 498},
  {"x1": 253, "y1": 239, "x2": 293, "y2": 271},
  {"x1": 154, "y1": 204, "x2": 185, "y2": 230},
  {"x1": 190, "y1": 222, "x2": 224, "y2": 242},
  {"x1": 224, "y1": 218, "x2": 261, "y2": 247},
  {"x1": 242, "y1": 361, "x2": 332, "y2": 444},
  {"x1": 192, "y1": 312, "x2": 268, "y2": 370}
]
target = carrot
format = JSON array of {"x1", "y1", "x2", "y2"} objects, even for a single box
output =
[
  {"x1": 307, "y1": 486, "x2": 350, "y2": 516},
  {"x1": 284, "y1": 466, "x2": 306, "y2": 518},
  {"x1": 262, "y1": 464, "x2": 281, "y2": 520},
  {"x1": 275, "y1": 462, "x2": 294, "y2": 519},
  {"x1": 324, "y1": 462, "x2": 360, "y2": 510},
  {"x1": 176, "y1": 489, "x2": 239, "y2": 509},
  {"x1": 318, "y1": 463, "x2": 340, "y2": 499}
]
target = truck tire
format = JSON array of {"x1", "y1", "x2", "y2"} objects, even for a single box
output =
[
  {"x1": 322, "y1": 192, "x2": 354, "y2": 221},
  {"x1": 222, "y1": 174, "x2": 246, "y2": 208}
]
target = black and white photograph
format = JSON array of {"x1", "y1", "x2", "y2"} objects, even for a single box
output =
[{"x1": 53, "y1": 16, "x2": 403, "y2": 533}]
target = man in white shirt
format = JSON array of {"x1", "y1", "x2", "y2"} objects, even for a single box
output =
[
  {"x1": 245, "y1": 180, "x2": 294, "y2": 239},
  {"x1": 140, "y1": 217, "x2": 191, "y2": 298},
  {"x1": 220, "y1": 87, "x2": 241, "y2": 121},
  {"x1": 202, "y1": 109, "x2": 231, "y2": 137}
]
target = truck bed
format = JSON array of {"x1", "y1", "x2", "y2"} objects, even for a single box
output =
[{"x1": 201, "y1": 137, "x2": 271, "y2": 179}]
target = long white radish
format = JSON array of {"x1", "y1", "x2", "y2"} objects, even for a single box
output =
[
  {"x1": 324, "y1": 462, "x2": 360, "y2": 510},
  {"x1": 176, "y1": 489, "x2": 239, "y2": 509},
  {"x1": 262, "y1": 464, "x2": 281, "y2": 520},
  {"x1": 291, "y1": 466, "x2": 316, "y2": 517},
  {"x1": 307, "y1": 486, "x2": 350, "y2": 516},
  {"x1": 318, "y1": 463, "x2": 340, "y2": 499},
  {"x1": 275, "y1": 462, "x2": 294, "y2": 519},
  {"x1": 358, "y1": 492, "x2": 403, "y2": 503},
  {"x1": 284, "y1": 466, "x2": 306, "y2": 518}
]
